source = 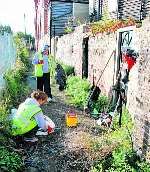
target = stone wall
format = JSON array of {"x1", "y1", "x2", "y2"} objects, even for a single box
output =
[
  {"x1": 127, "y1": 19, "x2": 150, "y2": 162},
  {"x1": 88, "y1": 33, "x2": 116, "y2": 94},
  {"x1": 53, "y1": 26, "x2": 84, "y2": 77},
  {"x1": 53, "y1": 19, "x2": 150, "y2": 161},
  {"x1": 53, "y1": 26, "x2": 116, "y2": 95}
]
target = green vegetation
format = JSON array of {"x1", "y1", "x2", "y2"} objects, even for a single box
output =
[
  {"x1": 0, "y1": 32, "x2": 31, "y2": 171},
  {"x1": 14, "y1": 32, "x2": 34, "y2": 68},
  {"x1": 0, "y1": 146, "x2": 23, "y2": 172},
  {"x1": 93, "y1": 95, "x2": 109, "y2": 113},
  {"x1": 48, "y1": 55, "x2": 75, "y2": 78},
  {"x1": 61, "y1": 63, "x2": 74, "y2": 76},
  {"x1": 90, "y1": 18, "x2": 136, "y2": 35},
  {"x1": 65, "y1": 76, "x2": 90, "y2": 106},
  {"x1": 0, "y1": 25, "x2": 12, "y2": 35},
  {"x1": 90, "y1": 109, "x2": 150, "y2": 171}
]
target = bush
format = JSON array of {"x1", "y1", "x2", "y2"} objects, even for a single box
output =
[
  {"x1": 0, "y1": 31, "x2": 30, "y2": 172},
  {"x1": 61, "y1": 64, "x2": 74, "y2": 76},
  {"x1": 13, "y1": 32, "x2": 30, "y2": 68},
  {"x1": 93, "y1": 95, "x2": 109, "y2": 113},
  {"x1": 91, "y1": 109, "x2": 150, "y2": 172},
  {"x1": 0, "y1": 146, "x2": 23, "y2": 172},
  {"x1": 65, "y1": 76, "x2": 90, "y2": 106},
  {"x1": 3, "y1": 59, "x2": 29, "y2": 107}
]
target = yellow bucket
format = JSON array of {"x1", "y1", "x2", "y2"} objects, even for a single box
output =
[{"x1": 66, "y1": 112, "x2": 78, "y2": 127}]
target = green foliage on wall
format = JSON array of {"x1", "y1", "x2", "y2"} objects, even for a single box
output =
[{"x1": 0, "y1": 25, "x2": 12, "y2": 35}]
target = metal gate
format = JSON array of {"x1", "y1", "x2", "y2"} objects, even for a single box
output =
[{"x1": 117, "y1": 27, "x2": 134, "y2": 74}]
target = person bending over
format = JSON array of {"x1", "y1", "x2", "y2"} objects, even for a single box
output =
[{"x1": 11, "y1": 90, "x2": 55, "y2": 140}]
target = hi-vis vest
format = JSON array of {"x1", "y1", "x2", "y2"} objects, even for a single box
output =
[
  {"x1": 34, "y1": 52, "x2": 44, "y2": 77},
  {"x1": 11, "y1": 104, "x2": 42, "y2": 136}
]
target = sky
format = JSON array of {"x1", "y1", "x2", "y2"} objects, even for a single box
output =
[
  {"x1": 0, "y1": 0, "x2": 35, "y2": 35},
  {"x1": 0, "y1": 0, "x2": 117, "y2": 36}
]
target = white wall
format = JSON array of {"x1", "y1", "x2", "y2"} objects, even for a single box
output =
[{"x1": 0, "y1": 33, "x2": 16, "y2": 89}]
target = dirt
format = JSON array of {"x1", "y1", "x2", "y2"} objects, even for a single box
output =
[{"x1": 19, "y1": 77, "x2": 105, "y2": 172}]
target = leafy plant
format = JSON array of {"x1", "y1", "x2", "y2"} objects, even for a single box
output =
[
  {"x1": 65, "y1": 76, "x2": 90, "y2": 106},
  {"x1": 61, "y1": 63, "x2": 74, "y2": 76},
  {"x1": 3, "y1": 59, "x2": 28, "y2": 107},
  {"x1": 13, "y1": 32, "x2": 31, "y2": 68},
  {"x1": 0, "y1": 146, "x2": 23, "y2": 172},
  {"x1": 0, "y1": 25, "x2": 12, "y2": 35},
  {"x1": 90, "y1": 18, "x2": 137, "y2": 35},
  {"x1": 93, "y1": 95, "x2": 109, "y2": 113},
  {"x1": 91, "y1": 109, "x2": 150, "y2": 171}
]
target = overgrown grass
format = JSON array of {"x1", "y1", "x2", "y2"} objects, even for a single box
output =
[
  {"x1": 65, "y1": 76, "x2": 90, "y2": 107},
  {"x1": 48, "y1": 55, "x2": 75, "y2": 78},
  {"x1": 90, "y1": 109, "x2": 150, "y2": 171},
  {"x1": 0, "y1": 146, "x2": 23, "y2": 172},
  {"x1": 0, "y1": 32, "x2": 31, "y2": 171}
]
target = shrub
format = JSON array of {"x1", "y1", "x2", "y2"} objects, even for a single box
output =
[
  {"x1": 91, "y1": 109, "x2": 150, "y2": 171},
  {"x1": 90, "y1": 18, "x2": 136, "y2": 35},
  {"x1": 93, "y1": 95, "x2": 109, "y2": 113},
  {"x1": 0, "y1": 146, "x2": 23, "y2": 172},
  {"x1": 65, "y1": 76, "x2": 90, "y2": 106},
  {"x1": 61, "y1": 63, "x2": 75, "y2": 76},
  {"x1": 13, "y1": 32, "x2": 30, "y2": 68},
  {"x1": 3, "y1": 59, "x2": 29, "y2": 107}
]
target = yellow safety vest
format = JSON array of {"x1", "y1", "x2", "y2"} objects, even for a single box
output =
[
  {"x1": 11, "y1": 104, "x2": 42, "y2": 136},
  {"x1": 34, "y1": 52, "x2": 43, "y2": 77}
]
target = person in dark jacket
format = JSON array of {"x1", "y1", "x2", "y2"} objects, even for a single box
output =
[{"x1": 55, "y1": 64, "x2": 66, "y2": 91}]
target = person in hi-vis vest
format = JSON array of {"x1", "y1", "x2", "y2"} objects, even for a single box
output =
[
  {"x1": 11, "y1": 90, "x2": 55, "y2": 139},
  {"x1": 32, "y1": 45, "x2": 53, "y2": 102}
]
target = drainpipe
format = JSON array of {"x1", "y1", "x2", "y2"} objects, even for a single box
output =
[{"x1": 117, "y1": 0, "x2": 119, "y2": 19}]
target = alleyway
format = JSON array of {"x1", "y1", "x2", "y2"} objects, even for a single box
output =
[{"x1": 23, "y1": 77, "x2": 103, "y2": 172}]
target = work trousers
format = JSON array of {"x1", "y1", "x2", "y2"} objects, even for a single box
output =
[{"x1": 37, "y1": 72, "x2": 52, "y2": 98}]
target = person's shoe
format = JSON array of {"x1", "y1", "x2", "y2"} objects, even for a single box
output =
[
  {"x1": 47, "y1": 97, "x2": 56, "y2": 102},
  {"x1": 24, "y1": 137, "x2": 38, "y2": 143},
  {"x1": 47, "y1": 97, "x2": 52, "y2": 102},
  {"x1": 36, "y1": 129, "x2": 48, "y2": 136}
]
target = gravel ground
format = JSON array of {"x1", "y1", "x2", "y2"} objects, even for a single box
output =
[{"x1": 21, "y1": 77, "x2": 104, "y2": 172}]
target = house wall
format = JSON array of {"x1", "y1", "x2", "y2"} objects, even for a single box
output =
[
  {"x1": 34, "y1": 0, "x2": 49, "y2": 50},
  {"x1": 54, "y1": 26, "x2": 84, "y2": 76}
]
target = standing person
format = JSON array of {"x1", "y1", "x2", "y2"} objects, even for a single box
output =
[
  {"x1": 32, "y1": 45, "x2": 53, "y2": 102},
  {"x1": 11, "y1": 90, "x2": 55, "y2": 140}
]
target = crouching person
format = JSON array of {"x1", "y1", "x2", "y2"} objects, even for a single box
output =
[{"x1": 11, "y1": 90, "x2": 55, "y2": 141}]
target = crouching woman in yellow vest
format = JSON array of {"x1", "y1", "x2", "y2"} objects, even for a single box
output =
[{"x1": 11, "y1": 90, "x2": 55, "y2": 138}]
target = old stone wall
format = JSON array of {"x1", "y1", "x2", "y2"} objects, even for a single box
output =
[
  {"x1": 53, "y1": 19, "x2": 150, "y2": 161},
  {"x1": 88, "y1": 33, "x2": 116, "y2": 94},
  {"x1": 53, "y1": 26, "x2": 84, "y2": 77},
  {"x1": 127, "y1": 19, "x2": 150, "y2": 162},
  {"x1": 53, "y1": 26, "x2": 116, "y2": 95}
]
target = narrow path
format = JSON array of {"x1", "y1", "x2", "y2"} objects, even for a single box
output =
[{"x1": 23, "y1": 76, "x2": 103, "y2": 172}]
